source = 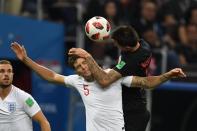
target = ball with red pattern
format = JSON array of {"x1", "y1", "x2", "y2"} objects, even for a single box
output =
[{"x1": 85, "y1": 16, "x2": 111, "y2": 42}]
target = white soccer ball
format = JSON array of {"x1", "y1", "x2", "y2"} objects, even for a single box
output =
[{"x1": 85, "y1": 16, "x2": 111, "y2": 42}]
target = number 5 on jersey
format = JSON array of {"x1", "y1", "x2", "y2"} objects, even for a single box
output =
[{"x1": 83, "y1": 84, "x2": 89, "y2": 96}]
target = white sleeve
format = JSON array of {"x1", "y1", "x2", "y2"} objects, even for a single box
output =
[
  {"x1": 22, "y1": 93, "x2": 41, "y2": 117},
  {"x1": 121, "y1": 76, "x2": 133, "y2": 88},
  {"x1": 63, "y1": 75, "x2": 76, "y2": 88}
]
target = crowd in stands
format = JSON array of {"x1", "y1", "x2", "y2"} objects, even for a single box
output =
[
  {"x1": 2, "y1": 0, "x2": 197, "y2": 74},
  {"x1": 82, "y1": 0, "x2": 197, "y2": 75}
]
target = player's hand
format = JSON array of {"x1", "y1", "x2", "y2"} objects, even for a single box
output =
[
  {"x1": 10, "y1": 42, "x2": 27, "y2": 61},
  {"x1": 68, "y1": 48, "x2": 91, "y2": 58},
  {"x1": 169, "y1": 68, "x2": 186, "y2": 78}
]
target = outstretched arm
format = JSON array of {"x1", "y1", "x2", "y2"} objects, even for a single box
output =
[
  {"x1": 125, "y1": 68, "x2": 186, "y2": 89},
  {"x1": 68, "y1": 48, "x2": 122, "y2": 87},
  {"x1": 11, "y1": 42, "x2": 65, "y2": 84}
]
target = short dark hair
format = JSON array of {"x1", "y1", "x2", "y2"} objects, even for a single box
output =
[
  {"x1": 111, "y1": 25, "x2": 139, "y2": 47},
  {"x1": 0, "y1": 60, "x2": 12, "y2": 65},
  {"x1": 68, "y1": 55, "x2": 80, "y2": 69}
]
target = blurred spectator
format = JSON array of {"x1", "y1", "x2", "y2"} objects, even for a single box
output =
[
  {"x1": 177, "y1": 24, "x2": 197, "y2": 65},
  {"x1": 179, "y1": 5, "x2": 197, "y2": 45},
  {"x1": 185, "y1": 6, "x2": 197, "y2": 25},
  {"x1": 142, "y1": 27, "x2": 162, "y2": 49},
  {"x1": 142, "y1": 27, "x2": 180, "y2": 74},
  {"x1": 48, "y1": 2, "x2": 78, "y2": 35},
  {"x1": 131, "y1": 1, "x2": 160, "y2": 36},
  {"x1": 83, "y1": 0, "x2": 103, "y2": 23},
  {"x1": 21, "y1": 0, "x2": 37, "y2": 17},
  {"x1": 158, "y1": 12, "x2": 181, "y2": 70},
  {"x1": 160, "y1": 12, "x2": 180, "y2": 49},
  {"x1": 159, "y1": 0, "x2": 189, "y2": 20},
  {"x1": 4, "y1": 0, "x2": 23, "y2": 16},
  {"x1": 103, "y1": 0, "x2": 120, "y2": 29},
  {"x1": 142, "y1": 27, "x2": 162, "y2": 75},
  {"x1": 102, "y1": 0, "x2": 119, "y2": 62},
  {"x1": 117, "y1": 0, "x2": 140, "y2": 25}
]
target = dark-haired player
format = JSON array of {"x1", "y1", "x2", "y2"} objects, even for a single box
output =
[{"x1": 69, "y1": 25, "x2": 152, "y2": 131}]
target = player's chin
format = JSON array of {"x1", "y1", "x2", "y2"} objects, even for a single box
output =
[
  {"x1": 0, "y1": 83, "x2": 11, "y2": 88},
  {"x1": 83, "y1": 73, "x2": 91, "y2": 77},
  {"x1": 82, "y1": 72, "x2": 92, "y2": 77}
]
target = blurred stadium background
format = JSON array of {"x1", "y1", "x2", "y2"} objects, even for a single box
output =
[{"x1": 0, "y1": 0, "x2": 197, "y2": 131}]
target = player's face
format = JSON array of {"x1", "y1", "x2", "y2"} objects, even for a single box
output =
[
  {"x1": 74, "y1": 58, "x2": 92, "y2": 78},
  {"x1": 0, "y1": 64, "x2": 13, "y2": 88}
]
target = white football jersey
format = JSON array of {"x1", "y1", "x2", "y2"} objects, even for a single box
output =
[
  {"x1": 0, "y1": 85, "x2": 41, "y2": 131},
  {"x1": 64, "y1": 75, "x2": 133, "y2": 131}
]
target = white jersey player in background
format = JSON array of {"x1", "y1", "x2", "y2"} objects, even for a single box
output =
[
  {"x1": 0, "y1": 60, "x2": 51, "y2": 131},
  {"x1": 11, "y1": 42, "x2": 186, "y2": 131}
]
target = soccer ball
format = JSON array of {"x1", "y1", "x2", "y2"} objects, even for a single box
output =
[{"x1": 85, "y1": 16, "x2": 111, "y2": 42}]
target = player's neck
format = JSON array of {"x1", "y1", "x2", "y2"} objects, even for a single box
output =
[
  {"x1": 0, "y1": 85, "x2": 12, "y2": 100},
  {"x1": 132, "y1": 42, "x2": 140, "y2": 52},
  {"x1": 84, "y1": 76, "x2": 94, "y2": 82}
]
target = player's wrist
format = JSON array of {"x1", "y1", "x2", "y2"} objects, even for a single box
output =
[
  {"x1": 163, "y1": 72, "x2": 171, "y2": 79},
  {"x1": 84, "y1": 53, "x2": 92, "y2": 59},
  {"x1": 23, "y1": 56, "x2": 30, "y2": 63}
]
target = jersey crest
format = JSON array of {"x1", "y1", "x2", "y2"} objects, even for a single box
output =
[{"x1": 7, "y1": 102, "x2": 16, "y2": 112}]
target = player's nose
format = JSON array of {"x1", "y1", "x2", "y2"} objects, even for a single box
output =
[{"x1": 81, "y1": 64, "x2": 87, "y2": 70}]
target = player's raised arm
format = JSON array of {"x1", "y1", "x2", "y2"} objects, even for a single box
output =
[
  {"x1": 11, "y1": 42, "x2": 65, "y2": 85},
  {"x1": 68, "y1": 48, "x2": 122, "y2": 87},
  {"x1": 123, "y1": 68, "x2": 186, "y2": 89}
]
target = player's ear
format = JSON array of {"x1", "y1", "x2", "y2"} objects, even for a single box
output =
[
  {"x1": 12, "y1": 72, "x2": 14, "y2": 77},
  {"x1": 125, "y1": 46, "x2": 131, "y2": 49},
  {"x1": 110, "y1": 38, "x2": 115, "y2": 43},
  {"x1": 122, "y1": 46, "x2": 132, "y2": 51}
]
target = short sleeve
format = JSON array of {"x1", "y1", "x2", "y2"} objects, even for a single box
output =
[
  {"x1": 22, "y1": 93, "x2": 41, "y2": 117},
  {"x1": 121, "y1": 76, "x2": 133, "y2": 88},
  {"x1": 63, "y1": 75, "x2": 77, "y2": 88},
  {"x1": 113, "y1": 56, "x2": 129, "y2": 76}
]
